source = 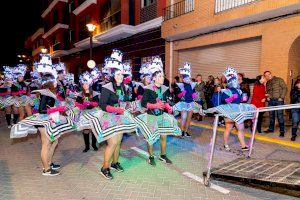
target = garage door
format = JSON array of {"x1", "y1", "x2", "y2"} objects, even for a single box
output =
[{"x1": 178, "y1": 37, "x2": 261, "y2": 80}]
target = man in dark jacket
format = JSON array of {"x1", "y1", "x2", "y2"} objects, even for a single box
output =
[{"x1": 264, "y1": 71, "x2": 287, "y2": 137}]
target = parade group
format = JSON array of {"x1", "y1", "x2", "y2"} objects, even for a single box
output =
[{"x1": 1, "y1": 49, "x2": 266, "y2": 179}]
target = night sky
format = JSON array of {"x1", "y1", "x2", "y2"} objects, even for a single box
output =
[{"x1": 0, "y1": 0, "x2": 42, "y2": 67}]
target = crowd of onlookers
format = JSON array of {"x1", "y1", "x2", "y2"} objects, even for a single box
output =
[{"x1": 170, "y1": 71, "x2": 300, "y2": 142}]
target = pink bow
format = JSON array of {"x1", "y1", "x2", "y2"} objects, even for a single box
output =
[
  {"x1": 192, "y1": 92, "x2": 198, "y2": 100},
  {"x1": 47, "y1": 106, "x2": 66, "y2": 114},
  {"x1": 177, "y1": 90, "x2": 186, "y2": 98},
  {"x1": 75, "y1": 102, "x2": 85, "y2": 109},
  {"x1": 137, "y1": 95, "x2": 143, "y2": 100},
  {"x1": 225, "y1": 94, "x2": 238, "y2": 103},
  {"x1": 83, "y1": 101, "x2": 98, "y2": 107},
  {"x1": 123, "y1": 77, "x2": 132, "y2": 84},
  {"x1": 56, "y1": 95, "x2": 64, "y2": 101}
]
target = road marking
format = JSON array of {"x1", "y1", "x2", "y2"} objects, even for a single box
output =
[
  {"x1": 131, "y1": 147, "x2": 150, "y2": 157},
  {"x1": 131, "y1": 147, "x2": 230, "y2": 194},
  {"x1": 182, "y1": 172, "x2": 230, "y2": 194}
]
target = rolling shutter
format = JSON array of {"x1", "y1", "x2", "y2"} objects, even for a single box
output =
[{"x1": 178, "y1": 38, "x2": 261, "y2": 80}]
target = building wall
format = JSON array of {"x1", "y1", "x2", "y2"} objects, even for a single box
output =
[
  {"x1": 162, "y1": 0, "x2": 300, "y2": 39},
  {"x1": 164, "y1": 14, "x2": 300, "y2": 102}
]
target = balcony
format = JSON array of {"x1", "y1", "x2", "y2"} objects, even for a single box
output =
[
  {"x1": 42, "y1": 0, "x2": 68, "y2": 18},
  {"x1": 43, "y1": 23, "x2": 69, "y2": 39},
  {"x1": 140, "y1": 2, "x2": 157, "y2": 23},
  {"x1": 215, "y1": 0, "x2": 258, "y2": 13},
  {"x1": 164, "y1": 0, "x2": 194, "y2": 21},
  {"x1": 73, "y1": 0, "x2": 97, "y2": 16},
  {"x1": 100, "y1": 10, "x2": 121, "y2": 32}
]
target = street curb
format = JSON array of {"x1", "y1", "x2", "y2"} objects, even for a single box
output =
[{"x1": 190, "y1": 122, "x2": 300, "y2": 149}]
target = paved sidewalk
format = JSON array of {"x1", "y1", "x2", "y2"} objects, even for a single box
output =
[{"x1": 0, "y1": 122, "x2": 299, "y2": 200}]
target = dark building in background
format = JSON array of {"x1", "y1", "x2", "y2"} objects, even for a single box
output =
[{"x1": 26, "y1": 0, "x2": 166, "y2": 80}]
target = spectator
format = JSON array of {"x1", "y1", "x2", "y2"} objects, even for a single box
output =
[
  {"x1": 290, "y1": 79, "x2": 300, "y2": 141},
  {"x1": 238, "y1": 73, "x2": 251, "y2": 103},
  {"x1": 171, "y1": 76, "x2": 181, "y2": 104},
  {"x1": 211, "y1": 85, "x2": 225, "y2": 126},
  {"x1": 251, "y1": 75, "x2": 267, "y2": 133},
  {"x1": 220, "y1": 75, "x2": 227, "y2": 89},
  {"x1": 194, "y1": 74, "x2": 207, "y2": 109},
  {"x1": 264, "y1": 71, "x2": 287, "y2": 137},
  {"x1": 205, "y1": 75, "x2": 215, "y2": 109},
  {"x1": 214, "y1": 77, "x2": 221, "y2": 86}
]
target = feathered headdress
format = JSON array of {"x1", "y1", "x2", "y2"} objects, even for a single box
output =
[
  {"x1": 178, "y1": 62, "x2": 191, "y2": 77},
  {"x1": 3, "y1": 66, "x2": 13, "y2": 80},
  {"x1": 104, "y1": 57, "x2": 124, "y2": 74},
  {"x1": 123, "y1": 62, "x2": 132, "y2": 76},
  {"x1": 223, "y1": 66, "x2": 239, "y2": 89},
  {"x1": 34, "y1": 54, "x2": 57, "y2": 79},
  {"x1": 110, "y1": 49, "x2": 123, "y2": 62},
  {"x1": 30, "y1": 71, "x2": 40, "y2": 80},
  {"x1": 65, "y1": 73, "x2": 75, "y2": 83},
  {"x1": 90, "y1": 67, "x2": 101, "y2": 80},
  {"x1": 148, "y1": 61, "x2": 163, "y2": 78},
  {"x1": 152, "y1": 56, "x2": 163, "y2": 69},
  {"x1": 41, "y1": 73, "x2": 56, "y2": 85},
  {"x1": 55, "y1": 62, "x2": 66, "y2": 75},
  {"x1": 13, "y1": 64, "x2": 27, "y2": 78},
  {"x1": 79, "y1": 71, "x2": 93, "y2": 85},
  {"x1": 139, "y1": 62, "x2": 151, "y2": 79}
]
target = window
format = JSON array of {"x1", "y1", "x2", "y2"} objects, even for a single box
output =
[
  {"x1": 141, "y1": 0, "x2": 156, "y2": 8},
  {"x1": 53, "y1": 9, "x2": 59, "y2": 24},
  {"x1": 78, "y1": 15, "x2": 90, "y2": 40}
]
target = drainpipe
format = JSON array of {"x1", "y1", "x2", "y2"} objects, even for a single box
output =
[{"x1": 169, "y1": 41, "x2": 173, "y2": 87}]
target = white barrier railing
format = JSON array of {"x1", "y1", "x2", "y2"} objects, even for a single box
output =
[{"x1": 203, "y1": 103, "x2": 300, "y2": 186}]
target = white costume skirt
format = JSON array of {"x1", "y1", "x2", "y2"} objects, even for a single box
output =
[
  {"x1": 70, "y1": 107, "x2": 137, "y2": 143},
  {"x1": 173, "y1": 101, "x2": 203, "y2": 116},
  {"x1": 10, "y1": 113, "x2": 76, "y2": 142},
  {"x1": 205, "y1": 103, "x2": 256, "y2": 124},
  {"x1": 133, "y1": 113, "x2": 181, "y2": 145},
  {"x1": 0, "y1": 96, "x2": 15, "y2": 108}
]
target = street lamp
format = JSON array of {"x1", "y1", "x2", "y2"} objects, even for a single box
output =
[
  {"x1": 86, "y1": 23, "x2": 96, "y2": 61},
  {"x1": 41, "y1": 48, "x2": 48, "y2": 54}
]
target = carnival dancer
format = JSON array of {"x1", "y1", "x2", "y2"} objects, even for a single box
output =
[
  {"x1": 55, "y1": 62, "x2": 67, "y2": 100},
  {"x1": 11, "y1": 64, "x2": 32, "y2": 121},
  {"x1": 91, "y1": 67, "x2": 105, "y2": 94},
  {"x1": 10, "y1": 54, "x2": 76, "y2": 176},
  {"x1": 26, "y1": 71, "x2": 42, "y2": 115},
  {"x1": 1, "y1": 67, "x2": 18, "y2": 128},
  {"x1": 173, "y1": 62, "x2": 203, "y2": 138},
  {"x1": 134, "y1": 60, "x2": 181, "y2": 166},
  {"x1": 136, "y1": 63, "x2": 151, "y2": 100},
  {"x1": 205, "y1": 67, "x2": 256, "y2": 151},
  {"x1": 97, "y1": 51, "x2": 137, "y2": 179},
  {"x1": 75, "y1": 71, "x2": 99, "y2": 152},
  {"x1": 123, "y1": 62, "x2": 136, "y2": 101}
]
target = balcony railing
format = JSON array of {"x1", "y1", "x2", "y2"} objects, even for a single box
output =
[
  {"x1": 164, "y1": 0, "x2": 194, "y2": 21},
  {"x1": 100, "y1": 10, "x2": 121, "y2": 32},
  {"x1": 215, "y1": 0, "x2": 258, "y2": 13},
  {"x1": 140, "y1": 2, "x2": 157, "y2": 23}
]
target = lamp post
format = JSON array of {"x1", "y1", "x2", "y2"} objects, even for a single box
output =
[{"x1": 86, "y1": 23, "x2": 96, "y2": 61}]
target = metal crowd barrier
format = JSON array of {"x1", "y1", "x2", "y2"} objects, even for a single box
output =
[{"x1": 203, "y1": 103, "x2": 300, "y2": 186}]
